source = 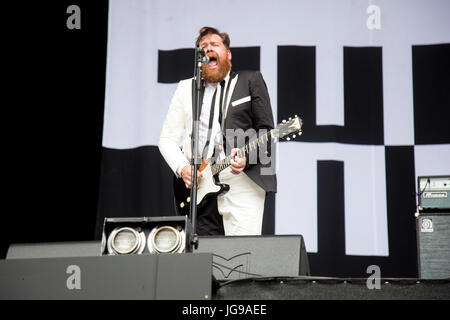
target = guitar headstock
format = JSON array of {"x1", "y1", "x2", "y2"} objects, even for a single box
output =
[{"x1": 276, "y1": 115, "x2": 303, "y2": 141}]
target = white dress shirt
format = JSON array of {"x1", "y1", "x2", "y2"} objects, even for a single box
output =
[{"x1": 198, "y1": 82, "x2": 218, "y2": 158}]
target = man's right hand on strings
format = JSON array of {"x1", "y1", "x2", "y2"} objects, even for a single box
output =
[{"x1": 181, "y1": 165, "x2": 203, "y2": 189}]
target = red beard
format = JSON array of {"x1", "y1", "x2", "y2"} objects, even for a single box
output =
[{"x1": 202, "y1": 53, "x2": 231, "y2": 83}]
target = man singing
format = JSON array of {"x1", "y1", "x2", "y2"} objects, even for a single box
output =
[{"x1": 159, "y1": 26, "x2": 276, "y2": 236}]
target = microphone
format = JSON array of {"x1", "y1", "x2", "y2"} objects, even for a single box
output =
[
  {"x1": 201, "y1": 54, "x2": 210, "y2": 64},
  {"x1": 197, "y1": 46, "x2": 210, "y2": 64}
]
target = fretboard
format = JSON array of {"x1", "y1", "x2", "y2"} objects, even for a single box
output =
[{"x1": 211, "y1": 129, "x2": 274, "y2": 176}]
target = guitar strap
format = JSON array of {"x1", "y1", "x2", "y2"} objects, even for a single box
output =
[
  {"x1": 209, "y1": 78, "x2": 229, "y2": 163},
  {"x1": 217, "y1": 72, "x2": 236, "y2": 159},
  {"x1": 218, "y1": 72, "x2": 235, "y2": 128}
]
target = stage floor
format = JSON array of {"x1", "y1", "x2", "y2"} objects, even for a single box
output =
[{"x1": 214, "y1": 276, "x2": 450, "y2": 300}]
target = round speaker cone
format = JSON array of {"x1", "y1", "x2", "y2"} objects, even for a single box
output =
[
  {"x1": 151, "y1": 226, "x2": 181, "y2": 253},
  {"x1": 111, "y1": 227, "x2": 140, "y2": 254}
]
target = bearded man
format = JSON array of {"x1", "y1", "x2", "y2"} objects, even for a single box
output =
[{"x1": 159, "y1": 26, "x2": 276, "y2": 236}]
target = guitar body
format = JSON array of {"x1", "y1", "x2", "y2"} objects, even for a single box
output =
[
  {"x1": 172, "y1": 115, "x2": 303, "y2": 216},
  {"x1": 173, "y1": 160, "x2": 230, "y2": 216}
]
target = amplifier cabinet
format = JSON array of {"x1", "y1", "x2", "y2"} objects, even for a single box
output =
[{"x1": 416, "y1": 213, "x2": 450, "y2": 279}]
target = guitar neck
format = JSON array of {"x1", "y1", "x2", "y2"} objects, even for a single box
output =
[{"x1": 211, "y1": 129, "x2": 274, "y2": 176}]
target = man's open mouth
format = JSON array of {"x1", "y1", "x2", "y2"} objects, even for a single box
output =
[{"x1": 207, "y1": 56, "x2": 218, "y2": 68}]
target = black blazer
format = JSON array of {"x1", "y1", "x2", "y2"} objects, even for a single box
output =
[{"x1": 222, "y1": 70, "x2": 277, "y2": 193}]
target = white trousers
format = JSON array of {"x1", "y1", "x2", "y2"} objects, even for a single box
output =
[{"x1": 217, "y1": 168, "x2": 266, "y2": 236}]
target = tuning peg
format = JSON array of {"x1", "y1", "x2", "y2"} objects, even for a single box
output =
[
  {"x1": 298, "y1": 131, "x2": 302, "y2": 135},
  {"x1": 286, "y1": 137, "x2": 291, "y2": 141},
  {"x1": 289, "y1": 117, "x2": 292, "y2": 120},
  {"x1": 293, "y1": 134, "x2": 296, "y2": 138},
  {"x1": 180, "y1": 202, "x2": 185, "y2": 208},
  {"x1": 295, "y1": 115, "x2": 298, "y2": 118},
  {"x1": 187, "y1": 197, "x2": 191, "y2": 203},
  {"x1": 282, "y1": 119, "x2": 286, "y2": 123}
]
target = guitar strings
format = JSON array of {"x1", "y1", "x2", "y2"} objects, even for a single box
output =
[{"x1": 211, "y1": 130, "x2": 273, "y2": 176}]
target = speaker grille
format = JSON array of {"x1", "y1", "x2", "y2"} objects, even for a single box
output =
[{"x1": 417, "y1": 213, "x2": 450, "y2": 278}]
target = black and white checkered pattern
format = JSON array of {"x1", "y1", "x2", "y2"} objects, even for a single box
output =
[{"x1": 97, "y1": 0, "x2": 450, "y2": 277}]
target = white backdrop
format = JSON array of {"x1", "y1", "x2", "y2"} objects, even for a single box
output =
[{"x1": 102, "y1": 0, "x2": 450, "y2": 255}]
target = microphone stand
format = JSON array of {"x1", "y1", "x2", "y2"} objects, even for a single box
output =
[{"x1": 189, "y1": 46, "x2": 207, "y2": 250}]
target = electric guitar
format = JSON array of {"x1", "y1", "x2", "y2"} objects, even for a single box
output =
[{"x1": 173, "y1": 115, "x2": 303, "y2": 216}]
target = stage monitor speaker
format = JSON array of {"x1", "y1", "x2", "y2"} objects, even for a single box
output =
[
  {"x1": 101, "y1": 216, "x2": 193, "y2": 255},
  {"x1": 194, "y1": 235, "x2": 310, "y2": 280},
  {"x1": 416, "y1": 213, "x2": 450, "y2": 279}
]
